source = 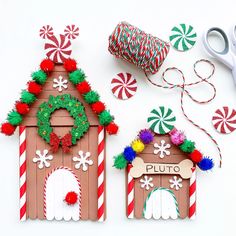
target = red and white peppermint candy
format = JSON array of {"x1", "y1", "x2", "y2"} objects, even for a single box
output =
[
  {"x1": 111, "y1": 72, "x2": 137, "y2": 100},
  {"x1": 212, "y1": 106, "x2": 236, "y2": 134},
  {"x1": 64, "y1": 25, "x2": 79, "y2": 40},
  {"x1": 45, "y1": 34, "x2": 72, "y2": 63},
  {"x1": 39, "y1": 25, "x2": 54, "y2": 39}
]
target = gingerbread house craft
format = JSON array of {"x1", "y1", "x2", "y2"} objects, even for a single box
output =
[
  {"x1": 113, "y1": 107, "x2": 214, "y2": 220},
  {"x1": 0, "y1": 25, "x2": 118, "y2": 222}
]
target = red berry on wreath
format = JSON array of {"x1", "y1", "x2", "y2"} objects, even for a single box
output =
[
  {"x1": 64, "y1": 191, "x2": 78, "y2": 205},
  {"x1": 91, "y1": 101, "x2": 105, "y2": 114},
  {"x1": 1, "y1": 122, "x2": 16, "y2": 135},
  {"x1": 15, "y1": 102, "x2": 30, "y2": 115},
  {"x1": 40, "y1": 59, "x2": 54, "y2": 72},
  {"x1": 28, "y1": 81, "x2": 42, "y2": 95},
  {"x1": 106, "y1": 122, "x2": 119, "y2": 135},
  {"x1": 76, "y1": 81, "x2": 91, "y2": 94},
  {"x1": 63, "y1": 58, "x2": 77, "y2": 72},
  {"x1": 190, "y1": 149, "x2": 203, "y2": 163}
]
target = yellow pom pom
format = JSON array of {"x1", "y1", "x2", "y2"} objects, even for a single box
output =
[{"x1": 131, "y1": 139, "x2": 145, "y2": 153}]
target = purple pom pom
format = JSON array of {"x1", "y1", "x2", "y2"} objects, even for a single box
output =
[
  {"x1": 138, "y1": 129, "x2": 154, "y2": 144},
  {"x1": 170, "y1": 130, "x2": 186, "y2": 145}
]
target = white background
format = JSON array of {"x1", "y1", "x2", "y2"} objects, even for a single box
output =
[{"x1": 0, "y1": 0, "x2": 234, "y2": 235}]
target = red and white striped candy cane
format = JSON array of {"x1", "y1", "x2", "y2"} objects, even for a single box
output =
[
  {"x1": 19, "y1": 126, "x2": 27, "y2": 221},
  {"x1": 97, "y1": 126, "x2": 105, "y2": 222},
  {"x1": 189, "y1": 167, "x2": 196, "y2": 219},
  {"x1": 127, "y1": 164, "x2": 134, "y2": 219}
]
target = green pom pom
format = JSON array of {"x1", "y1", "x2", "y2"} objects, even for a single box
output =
[
  {"x1": 69, "y1": 69, "x2": 85, "y2": 85},
  {"x1": 114, "y1": 154, "x2": 127, "y2": 169},
  {"x1": 31, "y1": 70, "x2": 47, "y2": 85},
  {"x1": 180, "y1": 139, "x2": 195, "y2": 153},
  {"x1": 99, "y1": 110, "x2": 113, "y2": 126},
  {"x1": 7, "y1": 111, "x2": 22, "y2": 125},
  {"x1": 83, "y1": 91, "x2": 100, "y2": 104},
  {"x1": 21, "y1": 90, "x2": 36, "y2": 104}
]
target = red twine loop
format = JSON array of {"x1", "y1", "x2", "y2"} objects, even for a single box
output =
[{"x1": 146, "y1": 59, "x2": 222, "y2": 167}]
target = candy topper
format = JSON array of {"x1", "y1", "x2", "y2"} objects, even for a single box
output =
[{"x1": 39, "y1": 25, "x2": 79, "y2": 63}]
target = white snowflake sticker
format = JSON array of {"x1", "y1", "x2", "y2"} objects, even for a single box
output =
[
  {"x1": 169, "y1": 176, "x2": 183, "y2": 190},
  {"x1": 53, "y1": 75, "x2": 68, "y2": 92},
  {"x1": 140, "y1": 176, "x2": 154, "y2": 190},
  {"x1": 73, "y1": 151, "x2": 93, "y2": 171},
  {"x1": 153, "y1": 139, "x2": 171, "y2": 158},
  {"x1": 33, "y1": 149, "x2": 53, "y2": 169}
]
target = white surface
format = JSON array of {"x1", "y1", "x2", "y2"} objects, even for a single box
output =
[{"x1": 0, "y1": 0, "x2": 235, "y2": 235}]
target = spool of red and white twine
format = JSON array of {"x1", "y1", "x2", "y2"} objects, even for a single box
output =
[
  {"x1": 146, "y1": 59, "x2": 222, "y2": 167},
  {"x1": 97, "y1": 126, "x2": 105, "y2": 222},
  {"x1": 108, "y1": 22, "x2": 170, "y2": 74},
  {"x1": 19, "y1": 126, "x2": 27, "y2": 221}
]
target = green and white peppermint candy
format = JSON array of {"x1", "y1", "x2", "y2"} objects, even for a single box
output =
[
  {"x1": 169, "y1": 24, "x2": 197, "y2": 51},
  {"x1": 147, "y1": 107, "x2": 176, "y2": 134}
]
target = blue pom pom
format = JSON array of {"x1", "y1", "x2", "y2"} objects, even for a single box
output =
[
  {"x1": 123, "y1": 146, "x2": 136, "y2": 162},
  {"x1": 197, "y1": 157, "x2": 214, "y2": 171}
]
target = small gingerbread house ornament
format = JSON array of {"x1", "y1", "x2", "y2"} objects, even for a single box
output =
[
  {"x1": 1, "y1": 25, "x2": 118, "y2": 222},
  {"x1": 114, "y1": 107, "x2": 214, "y2": 220}
]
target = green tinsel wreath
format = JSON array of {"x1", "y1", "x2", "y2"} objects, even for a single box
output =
[{"x1": 37, "y1": 94, "x2": 90, "y2": 145}]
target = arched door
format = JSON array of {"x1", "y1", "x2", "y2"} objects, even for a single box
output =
[{"x1": 44, "y1": 167, "x2": 81, "y2": 221}]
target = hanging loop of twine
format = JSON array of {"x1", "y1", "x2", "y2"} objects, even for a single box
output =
[{"x1": 145, "y1": 59, "x2": 222, "y2": 167}]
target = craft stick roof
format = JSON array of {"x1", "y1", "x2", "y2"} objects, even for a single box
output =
[
  {"x1": 113, "y1": 107, "x2": 214, "y2": 172},
  {"x1": 0, "y1": 25, "x2": 118, "y2": 136}
]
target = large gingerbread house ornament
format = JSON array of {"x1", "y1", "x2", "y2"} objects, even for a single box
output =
[
  {"x1": 114, "y1": 107, "x2": 214, "y2": 220},
  {"x1": 0, "y1": 25, "x2": 118, "y2": 222}
]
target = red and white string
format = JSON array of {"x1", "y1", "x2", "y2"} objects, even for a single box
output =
[{"x1": 146, "y1": 59, "x2": 222, "y2": 167}]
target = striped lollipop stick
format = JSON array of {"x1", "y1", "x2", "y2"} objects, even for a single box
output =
[
  {"x1": 97, "y1": 126, "x2": 105, "y2": 222},
  {"x1": 19, "y1": 126, "x2": 27, "y2": 221},
  {"x1": 189, "y1": 167, "x2": 196, "y2": 219},
  {"x1": 127, "y1": 164, "x2": 134, "y2": 218}
]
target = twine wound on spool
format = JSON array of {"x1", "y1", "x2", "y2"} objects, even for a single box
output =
[{"x1": 108, "y1": 22, "x2": 170, "y2": 74}]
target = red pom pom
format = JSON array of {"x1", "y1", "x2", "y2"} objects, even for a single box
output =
[
  {"x1": 63, "y1": 58, "x2": 77, "y2": 72},
  {"x1": 190, "y1": 150, "x2": 203, "y2": 163},
  {"x1": 28, "y1": 81, "x2": 42, "y2": 95},
  {"x1": 106, "y1": 122, "x2": 119, "y2": 135},
  {"x1": 76, "y1": 81, "x2": 91, "y2": 94},
  {"x1": 15, "y1": 102, "x2": 30, "y2": 115},
  {"x1": 91, "y1": 101, "x2": 105, "y2": 114},
  {"x1": 40, "y1": 59, "x2": 54, "y2": 72},
  {"x1": 64, "y1": 191, "x2": 78, "y2": 205},
  {"x1": 1, "y1": 122, "x2": 16, "y2": 135}
]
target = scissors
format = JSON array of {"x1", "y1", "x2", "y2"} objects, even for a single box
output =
[{"x1": 203, "y1": 26, "x2": 236, "y2": 85}]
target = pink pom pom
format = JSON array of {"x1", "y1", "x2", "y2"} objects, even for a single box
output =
[{"x1": 170, "y1": 130, "x2": 185, "y2": 145}]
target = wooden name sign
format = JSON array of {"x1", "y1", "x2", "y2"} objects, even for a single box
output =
[{"x1": 130, "y1": 157, "x2": 194, "y2": 179}]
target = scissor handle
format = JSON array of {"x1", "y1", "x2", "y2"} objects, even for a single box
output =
[
  {"x1": 203, "y1": 27, "x2": 234, "y2": 69},
  {"x1": 231, "y1": 25, "x2": 236, "y2": 48}
]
